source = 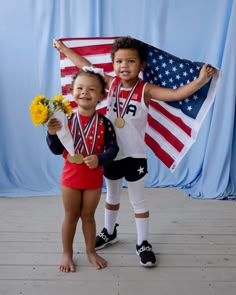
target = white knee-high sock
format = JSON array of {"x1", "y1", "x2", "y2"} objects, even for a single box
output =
[
  {"x1": 135, "y1": 217, "x2": 149, "y2": 245},
  {"x1": 105, "y1": 208, "x2": 118, "y2": 234}
]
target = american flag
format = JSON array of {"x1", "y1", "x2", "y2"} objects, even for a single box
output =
[{"x1": 58, "y1": 37, "x2": 219, "y2": 171}]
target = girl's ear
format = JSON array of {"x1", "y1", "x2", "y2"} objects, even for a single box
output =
[{"x1": 98, "y1": 93, "x2": 104, "y2": 102}]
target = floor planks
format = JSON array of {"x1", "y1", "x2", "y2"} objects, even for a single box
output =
[{"x1": 0, "y1": 188, "x2": 236, "y2": 295}]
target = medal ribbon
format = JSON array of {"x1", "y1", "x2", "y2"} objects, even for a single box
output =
[
  {"x1": 70, "y1": 113, "x2": 97, "y2": 154},
  {"x1": 115, "y1": 80, "x2": 140, "y2": 119},
  {"x1": 76, "y1": 112, "x2": 99, "y2": 155},
  {"x1": 71, "y1": 114, "x2": 92, "y2": 152}
]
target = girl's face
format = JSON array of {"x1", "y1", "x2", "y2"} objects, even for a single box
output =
[
  {"x1": 72, "y1": 74, "x2": 103, "y2": 113},
  {"x1": 113, "y1": 49, "x2": 145, "y2": 87}
]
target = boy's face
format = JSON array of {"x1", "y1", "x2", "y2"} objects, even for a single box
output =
[{"x1": 113, "y1": 49, "x2": 145, "y2": 84}]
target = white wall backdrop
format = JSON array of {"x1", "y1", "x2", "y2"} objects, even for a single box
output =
[{"x1": 0, "y1": 0, "x2": 235, "y2": 198}]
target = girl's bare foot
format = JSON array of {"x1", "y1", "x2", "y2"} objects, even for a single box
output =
[
  {"x1": 59, "y1": 253, "x2": 76, "y2": 272},
  {"x1": 87, "y1": 252, "x2": 107, "y2": 269}
]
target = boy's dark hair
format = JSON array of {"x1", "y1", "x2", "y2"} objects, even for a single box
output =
[
  {"x1": 111, "y1": 36, "x2": 147, "y2": 63},
  {"x1": 71, "y1": 70, "x2": 106, "y2": 95}
]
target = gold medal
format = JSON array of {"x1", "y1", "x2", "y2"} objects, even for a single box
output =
[
  {"x1": 67, "y1": 154, "x2": 75, "y2": 163},
  {"x1": 67, "y1": 153, "x2": 84, "y2": 164},
  {"x1": 74, "y1": 153, "x2": 84, "y2": 164},
  {"x1": 115, "y1": 117, "x2": 125, "y2": 128}
]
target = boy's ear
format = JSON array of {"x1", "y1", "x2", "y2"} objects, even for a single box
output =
[{"x1": 141, "y1": 62, "x2": 146, "y2": 72}]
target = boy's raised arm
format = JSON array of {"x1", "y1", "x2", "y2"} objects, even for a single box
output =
[
  {"x1": 53, "y1": 39, "x2": 113, "y2": 88},
  {"x1": 53, "y1": 39, "x2": 91, "y2": 69}
]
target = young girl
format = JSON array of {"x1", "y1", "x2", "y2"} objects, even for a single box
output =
[
  {"x1": 53, "y1": 37, "x2": 216, "y2": 267},
  {"x1": 46, "y1": 69, "x2": 119, "y2": 272}
]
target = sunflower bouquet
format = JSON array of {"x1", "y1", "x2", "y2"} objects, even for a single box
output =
[
  {"x1": 29, "y1": 94, "x2": 75, "y2": 156},
  {"x1": 29, "y1": 94, "x2": 73, "y2": 126}
]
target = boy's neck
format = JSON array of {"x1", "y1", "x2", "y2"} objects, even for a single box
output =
[{"x1": 120, "y1": 77, "x2": 140, "y2": 88}]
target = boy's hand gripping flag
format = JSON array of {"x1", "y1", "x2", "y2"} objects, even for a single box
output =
[{"x1": 58, "y1": 37, "x2": 220, "y2": 172}]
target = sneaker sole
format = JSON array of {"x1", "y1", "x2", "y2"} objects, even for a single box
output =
[
  {"x1": 140, "y1": 261, "x2": 156, "y2": 267},
  {"x1": 136, "y1": 250, "x2": 157, "y2": 267},
  {"x1": 95, "y1": 237, "x2": 118, "y2": 250}
]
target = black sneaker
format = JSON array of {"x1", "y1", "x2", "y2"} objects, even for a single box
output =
[
  {"x1": 136, "y1": 240, "x2": 156, "y2": 267},
  {"x1": 95, "y1": 224, "x2": 119, "y2": 250}
]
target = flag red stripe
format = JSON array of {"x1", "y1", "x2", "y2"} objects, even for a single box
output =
[
  {"x1": 61, "y1": 63, "x2": 113, "y2": 77},
  {"x1": 144, "y1": 133, "x2": 175, "y2": 168},
  {"x1": 149, "y1": 100, "x2": 192, "y2": 136},
  {"x1": 71, "y1": 44, "x2": 113, "y2": 56},
  {"x1": 93, "y1": 62, "x2": 114, "y2": 72},
  {"x1": 60, "y1": 44, "x2": 112, "y2": 60},
  {"x1": 61, "y1": 66, "x2": 79, "y2": 77},
  {"x1": 69, "y1": 101, "x2": 78, "y2": 108},
  {"x1": 62, "y1": 85, "x2": 71, "y2": 95},
  {"x1": 147, "y1": 114, "x2": 184, "y2": 152}
]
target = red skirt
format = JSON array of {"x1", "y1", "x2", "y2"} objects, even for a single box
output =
[{"x1": 61, "y1": 159, "x2": 103, "y2": 190}]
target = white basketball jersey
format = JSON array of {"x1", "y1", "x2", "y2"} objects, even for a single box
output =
[{"x1": 106, "y1": 77, "x2": 149, "y2": 160}]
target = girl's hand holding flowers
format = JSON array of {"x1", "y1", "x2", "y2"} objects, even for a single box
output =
[{"x1": 47, "y1": 118, "x2": 62, "y2": 135}]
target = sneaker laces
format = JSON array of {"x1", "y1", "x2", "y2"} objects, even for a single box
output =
[{"x1": 137, "y1": 243, "x2": 152, "y2": 255}]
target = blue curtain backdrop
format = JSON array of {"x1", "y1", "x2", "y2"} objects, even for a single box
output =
[{"x1": 0, "y1": 0, "x2": 235, "y2": 198}]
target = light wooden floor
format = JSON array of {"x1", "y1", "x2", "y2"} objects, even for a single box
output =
[{"x1": 0, "y1": 188, "x2": 236, "y2": 295}]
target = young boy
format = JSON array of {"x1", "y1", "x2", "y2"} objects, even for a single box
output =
[{"x1": 53, "y1": 36, "x2": 216, "y2": 267}]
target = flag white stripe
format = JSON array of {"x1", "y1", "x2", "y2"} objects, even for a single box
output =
[
  {"x1": 145, "y1": 127, "x2": 180, "y2": 159},
  {"x1": 194, "y1": 72, "x2": 220, "y2": 122},
  {"x1": 63, "y1": 93, "x2": 73, "y2": 101},
  {"x1": 156, "y1": 101, "x2": 196, "y2": 128},
  {"x1": 148, "y1": 104, "x2": 191, "y2": 144},
  {"x1": 63, "y1": 39, "x2": 115, "y2": 48},
  {"x1": 61, "y1": 76, "x2": 73, "y2": 86}
]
